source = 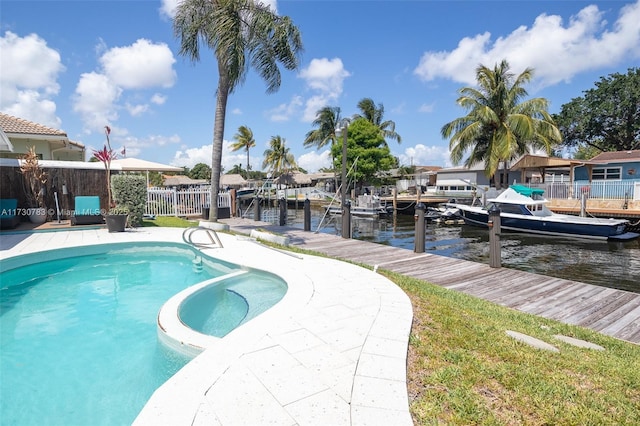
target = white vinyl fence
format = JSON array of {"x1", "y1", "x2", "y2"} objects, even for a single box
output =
[
  {"x1": 146, "y1": 186, "x2": 231, "y2": 217},
  {"x1": 530, "y1": 179, "x2": 640, "y2": 201}
]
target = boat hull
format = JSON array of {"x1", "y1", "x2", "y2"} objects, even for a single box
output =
[{"x1": 457, "y1": 206, "x2": 636, "y2": 240}]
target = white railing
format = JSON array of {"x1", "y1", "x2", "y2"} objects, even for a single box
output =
[
  {"x1": 529, "y1": 179, "x2": 640, "y2": 201},
  {"x1": 146, "y1": 186, "x2": 231, "y2": 217}
]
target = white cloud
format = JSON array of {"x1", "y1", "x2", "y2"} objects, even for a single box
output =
[
  {"x1": 267, "y1": 95, "x2": 303, "y2": 122},
  {"x1": 126, "y1": 103, "x2": 149, "y2": 117},
  {"x1": 302, "y1": 94, "x2": 333, "y2": 123},
  {"x1": 72, "y1": 72, "x2": 121, "y2": 131},
  {"x1": 100, "y1": 39, "x2": 176, "y2": 89},
  {"x1": 414, "y1": 1, "x2": 640, "y2": 88},
  {"x1": 298, "y1": 149, "x2": 332, "y2": 173},
  {"x1": 73, "y1": 39, "x2": 177, "y2": 133},
  {"x1": 0, "y1": 31, "x2": 65, "y2": 127},
  {"x1": 118, "y1": 133, "x2": 180, "y2": 159},
  {"x1": 159, "y1": 0, "x2": 180, "y2": 19},
  {"x1": 299, "y1": 57, "x2": 350, "y2": 93},
  {"x1": 397, "y1": 144, "x2": 452, "y2": 168},
  {"x1": 298, "y1": 58, "x2": 351, "y2": 122},
  {"x1": 151, "y1": 93, "x2": 167, "y2": 105},
  {"x1": 172, "y1": 140, "x2": 260, "y2": 172},
  {"x1": 87, "y1": 127, "x2": 180, "y2": 161}
]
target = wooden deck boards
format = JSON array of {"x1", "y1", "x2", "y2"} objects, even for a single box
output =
[{"x1": 222, "y1": 218, "x2": 640, "y2": 345}]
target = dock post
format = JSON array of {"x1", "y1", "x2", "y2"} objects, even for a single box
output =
[
  {"x1": 230, "y1": 189, "x2": 237, "y2": 217},
  {"x1": 342, "y1": 201, "x2": 351, "y2": 239},
  {"x1": 279, "y1": 197, "x2": 286, "y2": 226},
  {"x1": 393, "y1": 188, "x2": 397, "y2": 216},
  {"x1": 414, "y1": 202, "x2": 425, "y2": 253},
  {"x1": 253, "y1": 197, "x2": 261, "y2": 221},
  {"x1": 304, "y1": 198, "x2": 311, "y2": 231},
  {"x1": 488, "y1": 204, "x2": 501, "y2": 268}
]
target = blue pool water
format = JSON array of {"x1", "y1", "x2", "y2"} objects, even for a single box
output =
[
  {"x1": 0, "y1": 242, "x2": 287, "y2": 426},
  {"x1": 180, "y1": 272, "x2": 288, "y2": 337}
]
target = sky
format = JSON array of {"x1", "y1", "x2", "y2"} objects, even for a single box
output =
[{"x1": 1, "y1": 0, "x2": 639, "y2": 174}]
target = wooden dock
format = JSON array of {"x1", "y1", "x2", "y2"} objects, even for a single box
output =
[{"x1": 221, "y1": 218, "x2": 640, "y2": 345}]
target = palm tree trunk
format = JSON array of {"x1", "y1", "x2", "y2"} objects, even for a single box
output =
[
  {"x1": 209, "y1": 73, "x2": 230, "y2": 222},
  {"x1": 246, "y1": 149, "x2": 250, "y2": 180}
]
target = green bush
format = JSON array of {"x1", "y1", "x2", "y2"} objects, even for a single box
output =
[{"x1": 111, "y1": 174, "x2": 147, "y2": 226}]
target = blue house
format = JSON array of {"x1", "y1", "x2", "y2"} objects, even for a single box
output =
[{"x1": 574, "y1": 150, "x2": 640, "y2": 199}]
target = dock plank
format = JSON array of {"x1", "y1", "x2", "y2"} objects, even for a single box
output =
[{"x1": 222, "y1": 218, "x2": 640, "y2": 345}]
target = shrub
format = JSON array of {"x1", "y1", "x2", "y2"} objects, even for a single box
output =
[{"x1": 111, "y1": 174, "x2": 147, "y2": 226}]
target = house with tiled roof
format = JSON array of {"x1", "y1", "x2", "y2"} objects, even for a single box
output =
[{"x1": 0, "y1": 112, "x2": 85, "y2": 161}]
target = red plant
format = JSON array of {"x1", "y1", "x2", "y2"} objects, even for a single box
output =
[{"x1": 92, "y1": 126, "x2": 118, "y2": 210}]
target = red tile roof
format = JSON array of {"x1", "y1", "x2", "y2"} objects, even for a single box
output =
[{"x1": 0, "y1": 112, "x2": 67, "y2": 137}]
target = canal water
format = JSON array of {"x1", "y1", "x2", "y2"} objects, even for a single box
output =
[{"x1": 274, "y1": 207, "x2": 640, "y2": 294}]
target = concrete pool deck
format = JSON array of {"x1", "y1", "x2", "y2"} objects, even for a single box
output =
[{"x1": 0, "y1": 227, "x2": 413, "y2": 425}]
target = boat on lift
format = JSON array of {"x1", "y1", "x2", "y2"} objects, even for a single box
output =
[{"x1": 449, "y1": 184, "x2": 639, "y2": 241}]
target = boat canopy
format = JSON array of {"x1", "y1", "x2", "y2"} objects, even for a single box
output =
[{"x1": 510, "y1": 184, "x2": 545, "y2": 197}]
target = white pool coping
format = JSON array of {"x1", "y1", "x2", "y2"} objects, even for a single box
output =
[{"x1": 0, "y1": 227, "x2": 413, "y2": 425}]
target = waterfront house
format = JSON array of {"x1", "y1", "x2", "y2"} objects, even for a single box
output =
[
  {"x1": 574, "y1": 150, "x2": 640, "y2": 182},
  {"x1": 573, "y1": 150, "x2": 640, "y2": 203}
]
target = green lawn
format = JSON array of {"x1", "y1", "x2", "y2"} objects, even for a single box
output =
[
  {"x1": 389, "y1": 270, "x2": 640, "y2": 425},
  {"x1": 142, "y1": 216, "x2": 199, "y2": 228}
]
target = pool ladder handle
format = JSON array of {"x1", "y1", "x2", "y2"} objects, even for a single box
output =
[{"x1": 182, "y1": 226, "x2": 224, "y2": 249}]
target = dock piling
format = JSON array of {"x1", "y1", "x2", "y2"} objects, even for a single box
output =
[
  {"x1": 414, "y1": 203, "x2": 425, "y2": 253},
  {"x1": 488, "y1": 204, "x2": 501, "y2": 268}
]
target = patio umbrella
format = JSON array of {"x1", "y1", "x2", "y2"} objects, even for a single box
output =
[
  {"x1": 111, "y1": 158, "x2": 183, "y2": 172},
  {"x1": 111, "y1": 158, "x2": 184, "y2": 187}
]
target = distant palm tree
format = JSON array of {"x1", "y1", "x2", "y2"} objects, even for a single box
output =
[
  {"x1": 173, "y1": 0, "x2": 303, "y2": 221},
  {"x1": 441, "y1": 59, "x2": 561, "y2": 188},
  {"x1": 304, "y1": 106, "x2": 343, "y2": 190},
  {"x1": 304, "y1": 106, "x2": 342, "y2": 151},
  {"x1": 262, "y1": 135, "x2": 297, "y2": 179},
  {"x1": 227, "y1": 163, "x2": 244, "y2": 175},
  {"x1": 230, "y1": 125, "x2": 256, "y2": 180},
  {"x1": 354, "y1": 98, "x2": 401, "y2": 145}
]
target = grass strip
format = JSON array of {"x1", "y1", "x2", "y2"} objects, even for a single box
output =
[{"x1": 387, "y1": 270, "x2": 640, "y2": 425}]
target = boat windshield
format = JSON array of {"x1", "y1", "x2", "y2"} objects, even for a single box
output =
[{"x1": 494, "y1": 203, "x2": 529, "y2": 215}]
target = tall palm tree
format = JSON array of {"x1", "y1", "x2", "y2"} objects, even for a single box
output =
[
  {"x1": 354, "y1": 98, "x2": 401, "y2": 145},
  {"x1": 173, "y1": 0, "x2": 303, "y2": 221},
  {"x1": 262, "y1": 135, "x2": 297, "y2": 179},
  {"x1": 230, "y1": 125, "x2": 256, "y2": 180},
  {"x1": 441, "y1": 59, "x2": 561, "y2": 188}
]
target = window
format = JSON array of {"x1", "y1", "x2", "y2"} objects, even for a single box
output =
[{"x1": 592, "y1": 167, "x2": 621, "y2": 180}]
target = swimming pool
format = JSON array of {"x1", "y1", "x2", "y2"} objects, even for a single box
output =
[{"x1": 0, "y1": 242, "x2": 287, "y2": 425}]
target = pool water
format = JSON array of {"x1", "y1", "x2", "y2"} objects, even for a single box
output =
[
  {"x1": 0, "y1": 242, "x2": 286, "y2": 426},
  {"x1": 180, "y1": 271, "x2": 288, "y2": 337}
]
